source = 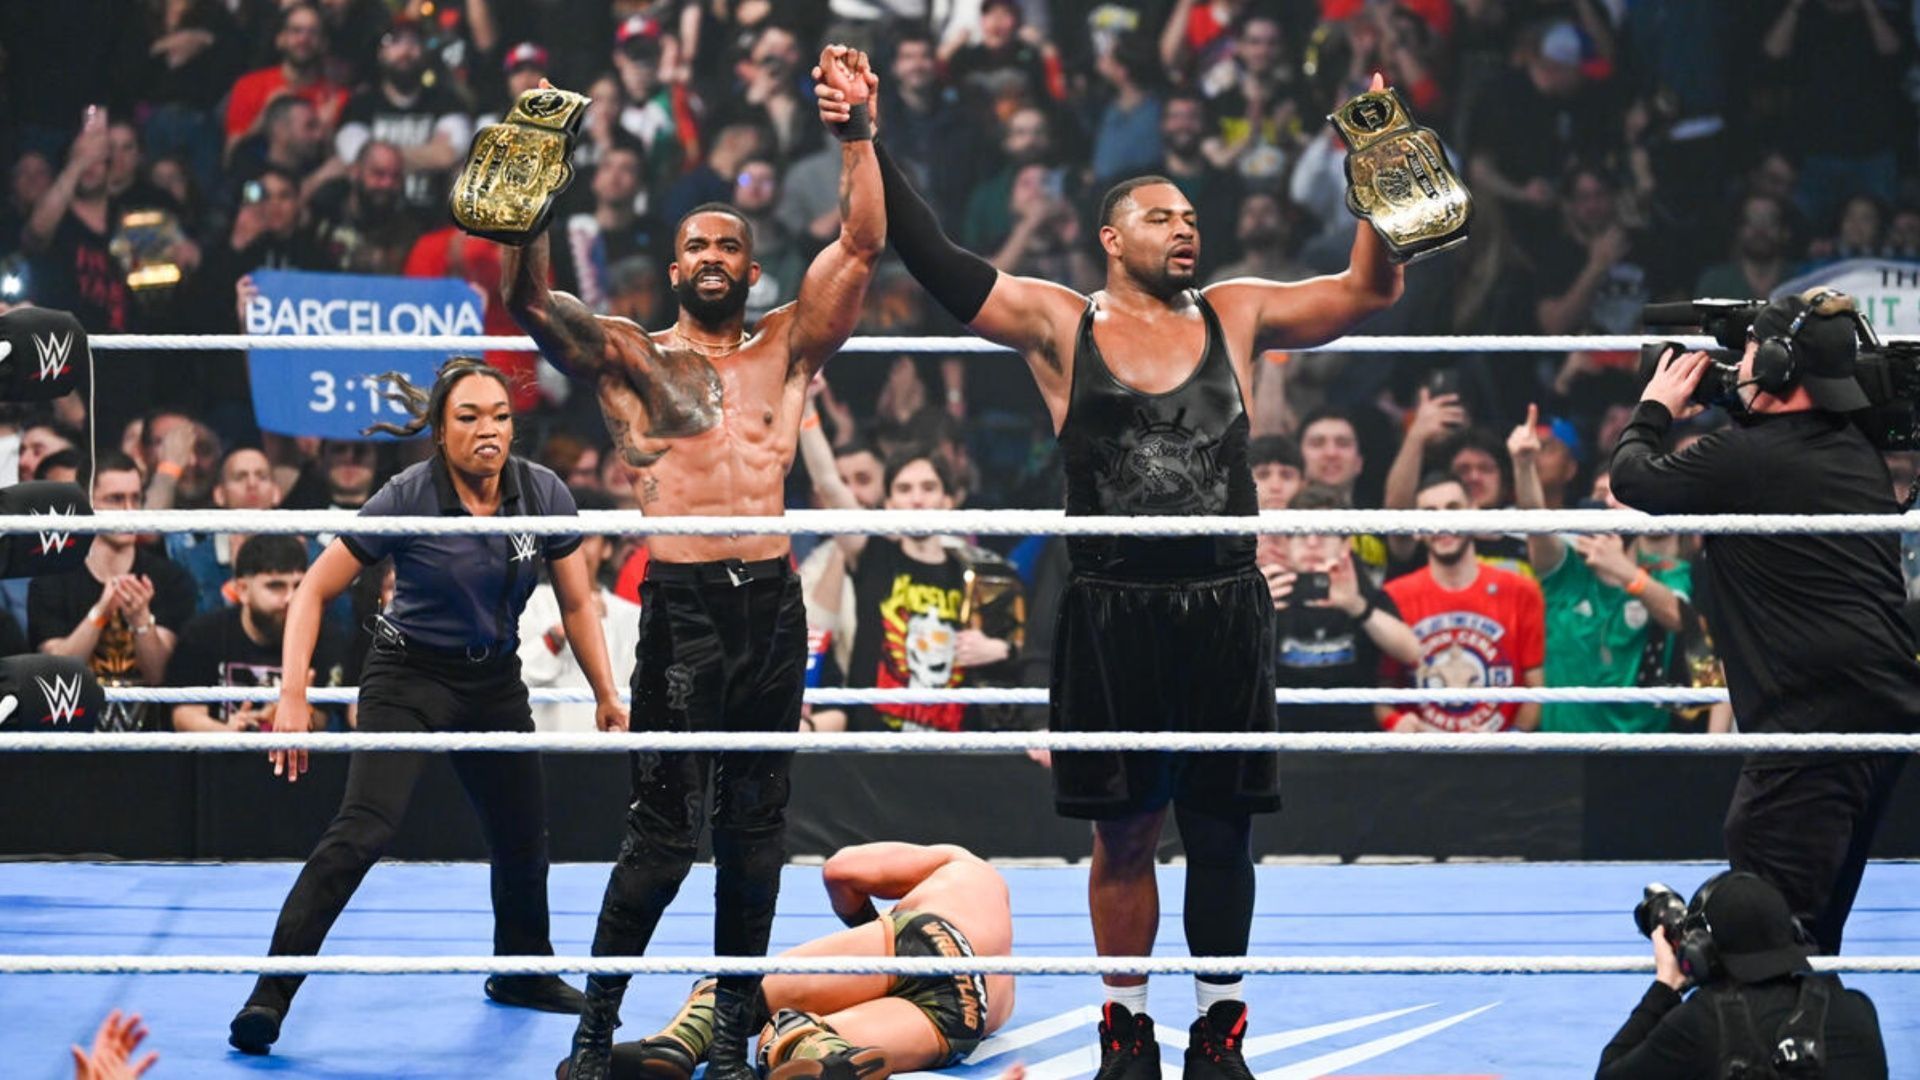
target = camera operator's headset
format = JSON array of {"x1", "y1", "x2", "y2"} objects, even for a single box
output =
[
  {"x1": 1680, "y1": 872, "x2": 1832, "y2": 1080},
  {"x1": 1748, "y1": 288, "x2": 1864, "y2": 399}
]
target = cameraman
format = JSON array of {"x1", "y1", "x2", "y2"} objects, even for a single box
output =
[
  {"x1": 1612, "y1": 289, "x2": 1920, "y2": 955},
  {"x1": 1597, "y1": 872, "x2": 1886, "y2": 1078}
]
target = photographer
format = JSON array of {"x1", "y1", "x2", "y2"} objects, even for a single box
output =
[
  {"x1": 1612, "y1": 288, "x2": 1920, "y2": 954},
  {"x1": 1598, "y1": 872, "x2": 1885, "y2": 1078}
]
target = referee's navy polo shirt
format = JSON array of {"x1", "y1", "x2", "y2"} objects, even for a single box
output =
[{"x1": 340, "y1": 456, "x2": 582, "y2": 651}]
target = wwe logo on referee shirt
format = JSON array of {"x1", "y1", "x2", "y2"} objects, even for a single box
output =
[
  {"x1": 35, "y1": 673, "x2": 85, "y2": 726},
  {"x1": 31, "y1": 505, "x2": 76, "y2": 555},
  {"x1": 34, "y1": 331, "x2": 74, "y2": 382},
  {"x1": 508, "y1": 532, "x2": 538, "y2": 563}
]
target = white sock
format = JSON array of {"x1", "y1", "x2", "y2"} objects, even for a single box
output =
[
  {"x1": 1195, "y1": 978, "x2": 1244, "y2": 1016},
  {"x1": 1104, "y1": 981, "x2": 1150, "y2": 1017}
]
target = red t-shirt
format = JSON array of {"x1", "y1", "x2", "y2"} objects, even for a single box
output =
[
  {"x1": 1382, "y1": 563, "x2": 1545, "y2": 732},
  {"x1": 225, "y1": 67, "x2": 349, "y2": 139}
]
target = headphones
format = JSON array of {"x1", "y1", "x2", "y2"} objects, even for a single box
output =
[
  {"x1": 1676, "y1": 872, "x2": 1725, "y2": 982},
  {"x1": 1678, "y1": 871, "x2": 1817, "y2": 984},
  {"x1": 1749, "y1": 288, "x2": 1860, "y2": 398}
]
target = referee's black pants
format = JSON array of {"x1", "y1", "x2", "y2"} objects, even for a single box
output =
[
  {"x1": 1725, "y1": 752, "x2": 1908, "y2": 955},
  {"x1": 246, "y1": 645, "x2": 554, "y2": 1015}
]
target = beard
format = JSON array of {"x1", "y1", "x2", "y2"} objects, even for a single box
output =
[
  {"x1": 385, "y1": 62, "x2": 425, "y2": 94},
  {"x1": 674, "y1": 272, "x2": 750, "y2": 325},
  {"x1": 1430, "y1": 539, "x2": 1471, "y2": 566},
  {"x1": 251, "y1": 607, "x2": 288, "y2": 644},
  {"x1": 1126, "y1": 255, "x2": 1194, "y2": 300}
]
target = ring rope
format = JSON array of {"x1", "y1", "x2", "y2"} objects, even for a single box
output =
[
  {"x1": 96, "y1": 686, "x2": 1731, "y2": 706},
  {"x1": 87, "y1": 333, "x2": 1748, "y2": 354},
  {"x1": 3, "y1": 953, "x2": 1916, "y2": 976},
  {"x1": 8, "y1": 731, "x2": 1918, "y2": 754},
  {"x1": 11, "y1": 508, "x2": 1920, "y2": 537}
]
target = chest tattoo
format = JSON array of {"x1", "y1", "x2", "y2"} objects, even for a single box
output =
[{"x1": 642, "y1": 350, "x2": 726, "y2": 439}]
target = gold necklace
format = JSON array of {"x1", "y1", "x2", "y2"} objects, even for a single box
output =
[{"x1": 672, "y1": 326, "x2": 748, "y2": 357}]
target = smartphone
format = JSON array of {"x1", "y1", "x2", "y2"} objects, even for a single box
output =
[
  {"x1": 1426, "y1": 368, "x2": 1462, "y2": 399},
  {"x1": 1295, "y1": 572, "x2": 1331, "y2": 604},
  {"x1": 242, "y1": 180, "x2": 266, "y2": 205}
]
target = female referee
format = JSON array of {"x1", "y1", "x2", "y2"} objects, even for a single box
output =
[{"x1": 227, "y1": 357, "x2": 628, "y2": 1055}]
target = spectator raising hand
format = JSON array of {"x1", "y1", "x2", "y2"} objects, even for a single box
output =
[{"x1": 70, "y1": 1010, "x2": 157, "y2": 1080}]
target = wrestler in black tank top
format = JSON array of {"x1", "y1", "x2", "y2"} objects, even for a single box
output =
[{"x1": 1060, "y1": 291, "x2": 1257, "y2": 579}]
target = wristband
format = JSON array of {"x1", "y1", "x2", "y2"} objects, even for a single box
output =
[
  {"x1": 156, "y1": 461, "x2": 184, "y2": 480},
  {"x1": 1353, "y1": 597, "x2": 1375, "y2": 623},
  {"x1": 132, "y1": 615, "x2": 155, "y2": 636},
  {"x1": 1625, "y1": 569, "x2": 1651, "y2": 597},
  {"x1": 833, "y1": 102, "x2": 873, "y2": 142},
  {"x1": 88, "y1": 607, "x2": 108, "y2": 630},
  {"x1": 802, "y1": 411, "x2": 821, "y2": 430},
  {"x1": 840, "y1": 898, "x2": 880, "y2": 928},
  {"x1": 543, "y1": 627, "x2": 566, "y2": 655}
]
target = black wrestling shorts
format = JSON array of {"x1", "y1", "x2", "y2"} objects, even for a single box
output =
[
  {"x1": 633, "y1": 558, "x2": 808, "y2": 734},
  {"x1": 1050, "y1": 565, "x2": 1281, "y2": 820},
  {"x1": 886, "y1": 909, "x2": 989, "y2": 1066}
]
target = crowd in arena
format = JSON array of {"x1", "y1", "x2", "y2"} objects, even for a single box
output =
[{"x1": 1, "y1": 0, "x2": 1918, "y2": 738}]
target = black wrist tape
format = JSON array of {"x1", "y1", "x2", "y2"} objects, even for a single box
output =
[{"x1": 834, "y1": 102, "x2": 873, "y2": 142}]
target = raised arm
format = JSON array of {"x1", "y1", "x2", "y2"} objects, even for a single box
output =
[
  {"x1": 1508, "y1": 404, "x2": 1566, "y2": 575},
  {"x1": 499, "y1": 229, "x2": 614, "y2": 381},
  {"x1": 815, "y1": 76, "x2": 1082, "y2": 371},
  {"x1": 783, "y1": 47, "x2": 887, "y2": 377},
  {"x1": 799, "y1": 387, "x2": 870, "y2": 562},
  {"x1": 1204, "y1": 219, "x2": 1403, "y2": 349}
]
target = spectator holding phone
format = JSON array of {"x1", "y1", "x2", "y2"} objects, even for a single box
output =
[{"x1": 1262, "y1": 484, "x2": 1420, "y2": 732}]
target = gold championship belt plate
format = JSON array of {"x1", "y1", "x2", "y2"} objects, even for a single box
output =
[
  {"x1": 1330, "y1": 88, "x2": 1472, "y2": 263},
  {"x1": 959, "y1": 562, "x2": 1025, "y2": 655},
  {"x1": 450, "y1": 87, "x2": 591, "y2": 245}
]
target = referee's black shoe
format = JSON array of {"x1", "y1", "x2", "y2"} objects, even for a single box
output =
[
  {"x1": 1093, "y1": 1002, "x2": 1159, "y2": 1080},
  {"x1": 228, "y1": 1004, "x2": 282, "y2": 1055},
  {"x1": 1183, "y1": 1000, "x2": 1255, "y2": 1080},
  {"x1": 488, "y1": 974, "x2": 589, "y2": 1014}
]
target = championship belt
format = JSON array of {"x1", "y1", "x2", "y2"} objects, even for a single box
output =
[
  {"x1": 1330, "y1": 88, "x2": 1472, "y2": 263},
  {"x1": 959, "y1": 562, "x2": 1026, "y2": 655},
  {"x1": 450, "y1": 86, "x2": 592, "y2": 245}
]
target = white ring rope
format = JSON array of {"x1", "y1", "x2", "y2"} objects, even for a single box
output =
[
  {"x1": 87, "y1": 333, "x2": 1751, "y2": 354},
  {"x1": 11, "y1": 508, "x2": 1920, "y2": 537},
  {"x1": 8, "y1": 731, "x2": 1918, "y2": 754},
  {"x1": 4, "y1": 953, "x2": 1917, "y2": 977},
  {"x1": 98, "y1": 685, "x2": 1731, "y2": 706}
]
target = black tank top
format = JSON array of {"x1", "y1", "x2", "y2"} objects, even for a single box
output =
[{"x1": 1059, "y1": 291, "x2": 1257, "y2": 579}]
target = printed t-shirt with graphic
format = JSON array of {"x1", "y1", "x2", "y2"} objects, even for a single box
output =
[
  {"x1": 165, "y1": 605, "x2": 349, "y2": 722},
  {"x1": 846, "y1": 538, "x2": 968, "y2": 732},
  {"x1": 1274, "y1": 574, "x2": 1402, "y2": 733},
  {"x1": 1539, "y1": 546, "x2": 1692, "y2": 733},
  {"x1": 1382, "y1": 563, "x2": 1546, "y2": 732},
  {"x1": 27, "y1": 549, "x2": 198, "y2": 731}
]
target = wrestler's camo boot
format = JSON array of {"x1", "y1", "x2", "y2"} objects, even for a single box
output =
[
  {"x1": 621, "y1": 978, "x2": 719, "y2": 1080},
  {"x1": 557, "y1": 976, "x2": 625, "y2": 1080},
  {"x1": 759, "y1": 1008, "x2": 891, "y2": 1080},
  {"x1": 1093, "y1": 1002, "x2": 1159, "y2": 1080},
  {"x1": 705, "y1": 983, "x2": 767, "y2": 1080},
  {"x1": 1183, "y1": 1000, "x2": 1255, "y2": 1080}
]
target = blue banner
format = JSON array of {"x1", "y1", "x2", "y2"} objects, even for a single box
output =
[{"x1": 244, "y1": 270, "x2": 485, "y2": 438}]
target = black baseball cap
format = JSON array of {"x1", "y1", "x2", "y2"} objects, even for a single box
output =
[
  {"x1": 1692, "y1": 872, "x2": 1813, "y2": 983},
  {"x1": 1750, "y1": 290, "x2": 1868, "y2": 412}
]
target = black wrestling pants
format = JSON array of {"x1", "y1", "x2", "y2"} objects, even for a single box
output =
[
  {"x1": 1725, "y1": 752, "x2": 1908, "y2": 954},
  {"x1": 247, "y1": 645, "x2": 551, "y2": 1015},
  {"x1": 588, "y1": 559, "x2": 807, "y2": 997}
]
